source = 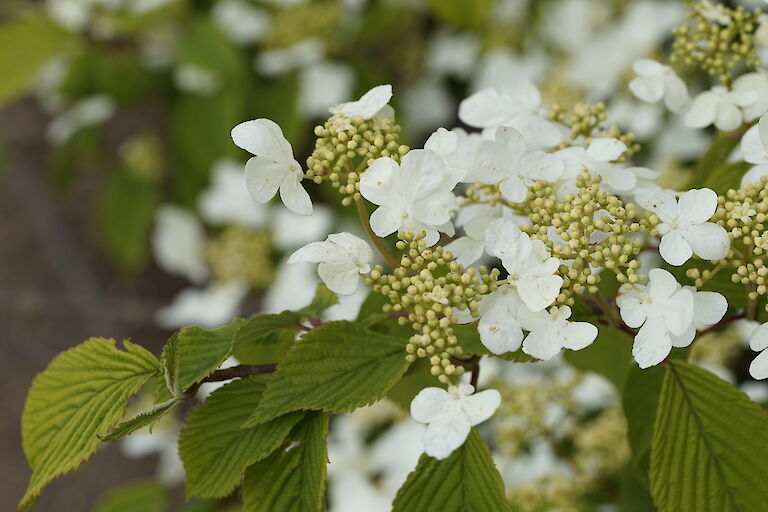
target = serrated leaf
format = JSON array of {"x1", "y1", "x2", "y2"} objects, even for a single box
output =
[
  {"x1": 232, "y1": 311, "x2": 302, "y2": 365},
  {"x1": 454, "y1": 323, "x2": 538, "y2": 363},
  {"x1": 299, "y1": 283, "x2": 338, "y2": 317},
  {"x1": 622, "y1": 364, "x2": 665, "y2": 487},
  {"x1": 564, "y1": 325, "x2": 632, "y2": 391},
  {"x1": 650, "y1": 360, "x2": 768, "y2": 511},
  {"x1": 20, "y1": 338, "x2": 159, "y2": 510},
  {"x1": 392, "y1": 429, "x2": 510, "y2": 512},
  {"x1": 98, "y1": 397, "x2": 179, "y2": 442},
  {"x1": 173, "y1": 319, "x2": 244, "y2": 392},
  {"x1": 157, "y1": 332, "x2": 180, "y2": 400},
  {"x1": 179, "y1": 376, "x2": 304, "y2": 498},
  {"x1": 93, "y1": 479, "x2": 168, "y2": 512},
  {"x1": 243, "y1": 321, "x2": 410, "y2": 427},
  {"x1": 242, "y1": 412, "x2": 329, "y2": 512},
  {"x1": 387, "y1": 359, "x2": 442, "y2": 411}
]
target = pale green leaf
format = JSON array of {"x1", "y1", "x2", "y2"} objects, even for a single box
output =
[
  {"x1": 392, "y1": 429, "x2": 510, "y2": 512},
  {"x1": 242, "y1": 412, "x2": 329, "y2": 512},
  {"x1": 179, "y1": 376, "x2": 304, "y2": 498},
  {"x1": 242, "y1": 321, "x2": 410, "y2": 427},
  {"x1": 93, "y1": 480, "x2": 168, "y2": 512},
  {"x1": 650, "y1": 360, "x2": 768, "y2": 511},
  {"x1": 173, "y1": 319, "x2": 244, "y2": 392},
  {"x1": 98, "y1": 397, "x2": 179, "y2": 442},
  {"x1": 20, "y1": 338, "x2": 159, "y2": 509}
]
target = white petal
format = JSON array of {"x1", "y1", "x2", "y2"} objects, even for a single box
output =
[
  {"x1": 231, "y1": 118, "x2": 293, "y2": 162},
  {"x1": 663, "y1": 74, "x2": 690, "y2": 113},
  {"x1": 629, "y1": 76, "x2": 665, "y2": 104},
  {"x1": 424, "y1": 127, "x2": 458, "y2": 156},
  {"x1": 670, "y1": 323, "x2": 695, "y2": 348},
  {"x1": 749, "y1": 349, "x2": 768, "y2": 380},
  {"x1": 484, "y1": 218, "x2": 526, "y2": 260},
  {"x1": 741, "y1": 164, "x2": 768, "y2": 187},
  {"x1": 715, "y1": 101, "x2": 743, "y2": 131},
  {"x1": 523, "y1": 324, "x2": 563, "y2": 360},
  {"x1": 661, "y1": 288, "x2": 695, "y2": 337},
  {"x1": 648, "y1": 268, "x2": 681, "y2": 299},
  {"x1": 333, "y1": 84, "x2": 393, "y2": 119},
  {"x1": 586, "y1": 138, "x2": 626, "y2": 162},
  {"x1": 478, "y1": 300, "x2": 524, "y2": 354},
  {"x1": 517, "y1": 274, "x2": 563, "y2": 312},
  {"x1": 659, "y1": 230, "x2": 693, "y2": 266},
  {"x1": 458, "y1": 88, "x2": 516, "y2": 128},
  {"x1": 685, "y1": 92, "x2": 719, "y2": 128},
  {"x1": 759, "y1": 113, "x2": 768, "y2": 152},
  {"x1": 422, "y1": 413, "x2": 471, "y2": 460},
  {"x1": 279, "y1": 176, "x2": 313, "y2": 215},
  {"x1": 359, "y1": 157, "x2": 399, "y2": 207},
  {"x1": 618, "y1": 296, "x2": 647, "y2": 328},
  {"x1": 633, "y1": 59, "x2": 666, "y2": 76},
  {"x1": 677, "y1": 188, "x2": 717, "y2": 224},
  {"x1": 460, "y1": 389, "x2": 501, "y2": 426},
  {"x1": 681, "y1": 223, "x2": 730, "y2": 261},
  {"x1": 369, "y1": 206, "x2": 402, "y2": 238},
  {"x1": 499, "y1": 176, "x2": 528, "y2": 203},
  {"x1": 749, "y1": 322, "x2": 768, "y2": 351},
  {"x1": 561, "y1": 321, "x2": 598, "y2": 351},
  {"x1": 244, "y1": 156, "x2": 283, "y2": 203},
  {"x1": 741, "y1": 124, "x2": 766, "y2": 164},
  {"x1": 287, "y1": 241, "x2": 334, "y2": 264},
  {"x1": 318, "y1": 261, "x2": 360, "y2": 295},
  {"x1": 644, "y1": 188, "x2": 679, "y2": 222},
  {"x1": 632, "y1": 315, "x2": 672, "y2": 368},
  {"x1": 444, "y1": 236, "x2": 485, "y2": 267},
  {"x1": 693, "y1": 291, "x2": 728, "y2": 328},
  {"x1": 410, "y1": 387, "x2": 451, "y2": 423}
]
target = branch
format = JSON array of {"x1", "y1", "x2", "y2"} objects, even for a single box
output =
[
  {"x1": 355, "y1": 197, "x2": 398, "y2": 270},
  {"x1": 698, "y1": 313, "x2": 747, "y2": 337},
  {"x1": 183, "y1": 364, "x2": 277, "y2": 396}
]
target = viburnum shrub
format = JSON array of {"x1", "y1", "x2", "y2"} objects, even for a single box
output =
[{"x1": 17, "y1": 2, "x2": 768, "y2": 510}]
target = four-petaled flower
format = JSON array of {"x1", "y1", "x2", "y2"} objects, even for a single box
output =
[
  {"x1": 410, "y1": 384, "x2": 501, "y2": 460},
  {"x1": 629, "y1": 59, "x2": 689, "y2": 113},
  {"x1": 518, "y1": 305, "x2": 598, "y2": 360},
  {"x1": 644, "y1": 188, "x2": 730, "y2": 266},
  {"x1": 288, "y1": 232, "x2": 373, "y2": 295},
  {"x1": 684, "y1": 85, "x2": 756, "y2": 132},
  {"x1": 231, "y1": 118, "x2": 312, "y2": 215}
]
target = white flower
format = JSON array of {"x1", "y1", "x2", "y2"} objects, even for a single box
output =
[
  {"x1": 256, "y1": 38, "x2": 324, "y2": 76},
  {"x1": 555, "y1": 138, "x2": 636, "y2": 194},
  {"x1": 629, "y1": 59, "x2": 689, "y2": 113},
  {"x1": 467, "y1": 127, "x2": 563, "y2": 203},
  {"x1": 700, "y1": 0, "x2": 730, "y2": 24},
  {"x1": 458, "y1": 82, "x2": 566, "y2": 148},
  {"x1": 477, "y1": 285, "x2": 525, "y2": 354},
  {"x1": 484, "y1": 219, "x2": 563, "y2": 312},
  {"x1": 212, "y1": 0, "x2": 269, "y2": 45},
  {"x1": 174, "y1": 64, "x2": 219, "y2": 96},
  {"x1": 733, "y1": 72, "x2": 768, "y2": 121},
  {"x1": 330, "y1": 84, "x2": 393, "y2": 120},
  {"x1": 410, "y1": 384, "x2": 501, "y2": 460},
  {"x1": 155, "y1": 281, "x2": 248, "y2": 329},
  {"x1": 644, "y1": 188, "x2": 730, "y2": 266},
  {"x1": 152, "y1": 205, "x2": 208, "y2": 283},
  {"x1": 288, "y1": 232, "x2": 373, "y2": 295},
  {"x1": 424, "y1": 127, "x2": 481, "y2": 185},
  {"x1": 749, "y1": 323, "x2": 768, "y2": 380},
  {"x1": 359, "y1": 150, "x2": 456, "y2": 247},
  {"x1": 689, "y1": 286, "x2": 728, "y2": 332},
  {"x1": 684, "y1": 85, "x2": 756, "y2": 131},
  {"x1": 518, "y1": 305, "x2": 598, "y2": 360},
  {"x1": 617, "y1": 268, "x2": 695, "y2": 368},
  {"x1": 197, "y1": 159, "x2": 267, "y2": 228},
  {"x1": 231, "y1": 118, "x2": 312, "y2": 215},
  {"x1": 444, "y1": 215, "x2": 494, "y2": 268},
  {"x1": 740, "y1": 113, "x2": 768, "y2": 186}
]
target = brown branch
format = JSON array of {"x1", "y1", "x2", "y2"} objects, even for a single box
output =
[
  {"x1": 698, "y1": 313, "x2": 747, "y2": 337},
  {"x1": 184, "y1": 364, "x2": 277, "y2": 396}
]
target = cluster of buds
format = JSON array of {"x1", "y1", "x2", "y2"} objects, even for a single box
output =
[
  {"x1": 365, "y1": 232, "x2": 497, "y2": 383},
  {"x1": 519, "y1": 173, "x2": 649, "y2": 303},
  {"x1": 206, "y1": 226, "x2": 273, "y2": 288},
  {"x1": 671, "y1": 0, "x2": 762, "y2": 84},
  {"x1": 549, "y1": 102, "x2": 640, "y2": 158},
  {"x1": 306, "y1": 115, "x2": 408, "y2": 206},
  {"x1": 700, "y1": 176, "x2": 768, "y2": 314}
]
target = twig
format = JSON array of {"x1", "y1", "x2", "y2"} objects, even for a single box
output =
[
  {"x1": 355, "y1": 197, "x2": 398, "y2": 270},
  {"x1": 184, "y1": 364, "x2": 277, "y2": 396}
]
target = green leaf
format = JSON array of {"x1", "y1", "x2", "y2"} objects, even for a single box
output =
[
  {"x1": 92, "y1": 480, "x2": 168, "y2": 512},
  {"x1": 179, "y1": 376, "x2": 304, "y2": 498},
  {"x1": 425, "y1": 0, "x2": 494, "y2": 30},
  {"x1": 0, "y1": 13, "x2": 69, "y2": 106},
  {"x1": 20, "y1": 338, "x2": 159, "y2": 509},
  {"x1": 172, "y1": 319, "x2": 244, "y2": 393},
  {"x1": 622, "y1": 364, "x2": 665, "y2": 486},
  {"x1": 232, "y1": 311, "x2": 302, "y2": 365},
  {"x1": 242, "y1": 412, "x2": 329, "y2": 512},
  {"x1": 392, "y1": 429, "x2": 510, "y2": 512},
  {"x1": 455, "y1": 323, "x2": 538, "y2": 363},
  {"x1": 694, "y1": 161, "x2": 750, "y2": 195},
  {"x1": 97, "y1": 397, "x2": 179, "y2": 442},
  {"x1": 690, "y1": 128, "x2": 747, "y2": 188},
  {"x1": 564, "y1": 325, "x2": 633, "y2": 391},
  {"x1": 650, "y1": 360, "x2": 768, "y2": 511},
  {"x1": 243, "y1": 321, "x2": 410, "y2": 427},
  {"x1": 387, "y1": 359, "x2": 442, "y2": 411},
  {"x1": 100, "y1": 167, "x2": 159, "y2": 272},
  {"x1": 299, "y1": 283, "x2": 339, "y2": 317}
]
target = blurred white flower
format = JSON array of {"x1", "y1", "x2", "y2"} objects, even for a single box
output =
[
  {"x1": 174, "y1": 64, "x2": 220, "y2": 96},
  {"x1": 684, "y1": 85, "x2": 756, "y2": 131},
  {"x1": 231, "y1": 118, "x2": 312, "y2": 215},
  {"x1": 256, "y1": 38, "x2": 324, "y2": 76},
  {"x1": 198, "y1": 159, "x2": 267, "y2": 228},
  {"x1": 121, "y1": 425, "x2": 184, "y2": 485},
  {"x1": 733, "y1": 72, "x2": 768, "y2": 121},
  {"x1": 629, "y1": 59, "x2": 689, "y2": 113},
  {"x1": 262, "y1": 259, "x2": 319, "y2": 313},
  {"x1": 644, "y1": 188, "x2": 729, "y2": 266},
  {"x1": 272, "y1": 205, "x2": 333, "y2": 250},
  {"x1": 152, "y1": 205, "x2": 208, "y2": 283},
  {"x1": 299, "y1": 61, "x2": 354, "y2": 118},
  {"x1": 359, "y1": 150, "x2": 456, "y2": 246},
  {"x1": 402, "y1": 79, "x2": 453, "y2": 136},
  {"x1": 617, "y1": 268, "x2": 694, "y2": 368},
  {"x1": 410, "y1": 384, "x2": 501, "y2": 460},
  {"x1": 155, "y1": 281, "x2": 247, "y2": 329},
  {"x1": 212, "y1": 0, "x2": 270, "y2": 45},
  {"x1": 46, "y1": 95, "x2": 115, "y2": 144},
  {"x1": 427, "y1": 31, "x2": 479, "y2": 79},
  {"x1": 288, "y1": 233, "x2": 373, "y2": 295}
]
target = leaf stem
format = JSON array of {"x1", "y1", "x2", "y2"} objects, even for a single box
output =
[
  {"x1": 355, "y1": 197, "x2": 398, "y2": 270},
  {"x1": 592, "y1": 292, "x2": 619, "y2": 328}
]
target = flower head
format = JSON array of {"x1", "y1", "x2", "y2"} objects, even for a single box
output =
[
  {"x1": 410, "y1": 384, "x2": 501, "y2": 460},
  {"x1": 684, "y1": 85, "x2": 756, "y2": 131},
  {"x1": 288, "y1": 232, "x2": 373, "y2": 295},
  {"x1": 231, "y1": 118, "x2": 312, "y2": 215},
  {"x1": 629, "y1": 59, "x2": 689, "y2": 113},
  {"x1": 518, "y1": 305, "x2": 598, "y2": 360},
  {"x1": 329, "y1": 84, "x2": 393, "y2": 124}
]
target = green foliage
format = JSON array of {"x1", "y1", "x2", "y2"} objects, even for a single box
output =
[
  {"x1": 425, "y1": 0, "x2": 494, "y2": 31},
  {"x1": 564, "y1": 325, "x2": 633, "y2": 391},
  {"x1": 387, "y1": 359, "x2": 442, "y2": 411},
  {"x1": 690, "y1": 128, "x2": 746, "y2": 189},
  {"x1": 232, "y1": 311, "x2": 302, "y2": 364},
  {"x1": 179, "y1": 376, "x2": 305, "y2": 498},
  {"x1": 243, "y1": 321, "x2": 410, "y2": 427},
  {"x1": 299, "y1": 284, "x2": 339, "y2": 317},
  {"x1": 392, "y1": 429, "x2": 510, "y2": 512},
  {"x1": 92, "y1": 480, "x2": 168, "y2": 512},
  {"x1": 623, "y1": 364, "x2": 665, "y2": 487},
  {"x1": 20, "y1": 338, "x2": 159, "y2": 510},
  {"x1": 0, "y1": 13, "x2": 69, "y2": 106},
  {"x1": 242, "y1": 412, "x2": 329, "y2": 512},
  {"x1": 650, "y1": 360, "x2": 768, "y2": 511},
  {"x1": 98, "y1": 397, "x2": 179, "y2": 442},
  {"x1": 99, "y1": 167, "x2": 159, "y2": 272}
]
